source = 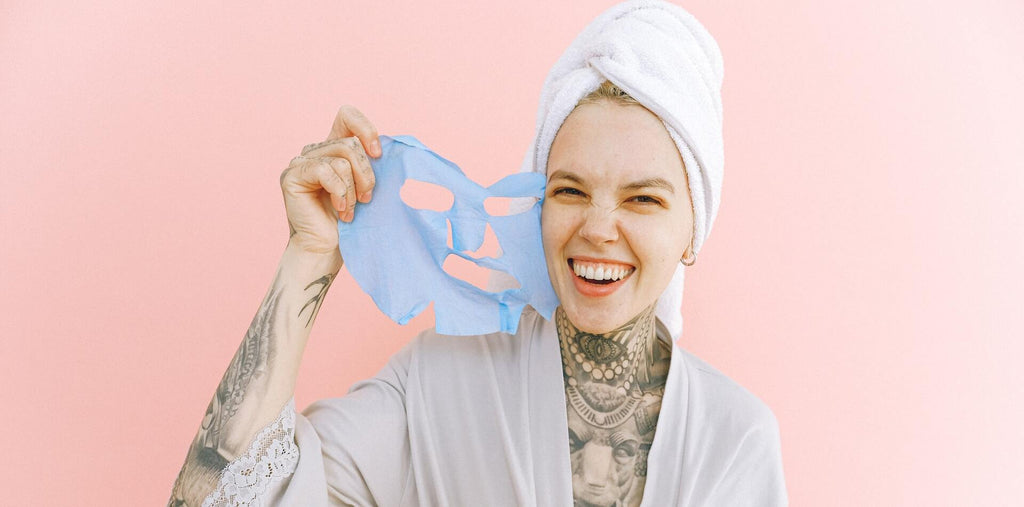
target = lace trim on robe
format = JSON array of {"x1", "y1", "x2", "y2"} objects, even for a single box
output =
[{"x1": 202, "y1": 398, "x2": 300, "y2": 507}]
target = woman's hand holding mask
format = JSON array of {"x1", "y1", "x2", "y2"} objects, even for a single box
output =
[{"x1": 280, "y1": 105, "x2": 381, "y2": 260}]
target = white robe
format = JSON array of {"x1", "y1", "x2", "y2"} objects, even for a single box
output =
[{"x1": 221, "y1": 308, "x2": 787, "y2": 506}]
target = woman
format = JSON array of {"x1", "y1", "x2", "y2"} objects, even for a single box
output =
[{"x1": 169, "y1": 1, "x2": 787, "y2": 506}]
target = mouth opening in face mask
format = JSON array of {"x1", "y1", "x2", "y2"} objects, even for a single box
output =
[{"x1": 444, "y1": 253, "x2": 521, "y2": 291}]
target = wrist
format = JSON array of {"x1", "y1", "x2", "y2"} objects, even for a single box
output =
[{"x1": 282, "y1": 240, "x2": 344, "y2": 274}]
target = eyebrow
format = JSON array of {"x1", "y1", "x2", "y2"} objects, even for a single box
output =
[{"x1": 548, "y1": 169, "x2": 675, "y2": 194}]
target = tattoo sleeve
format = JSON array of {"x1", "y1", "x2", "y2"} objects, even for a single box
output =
[{"x1": 167, "y1": 248, "x2": 339, "y2": 506}]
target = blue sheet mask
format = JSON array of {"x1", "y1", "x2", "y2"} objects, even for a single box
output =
[{"x1": 337, "y1": 135, "x2": 559, "y2": 336}]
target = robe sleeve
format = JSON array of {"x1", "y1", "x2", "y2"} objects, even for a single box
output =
[
  {"x1": 201, "y1": 341, "x2": 414, "y2": 507},
  {"x1": 705, "y1": 409, "x2": 789, "y2": 507}
]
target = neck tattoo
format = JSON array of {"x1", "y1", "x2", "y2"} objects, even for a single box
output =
[
  {"x1": 557, "y1": 306, "x2": 667, "y2": 505},
  {"x1": 556, "y1": 305, "x2": 657, "y2": 428}
]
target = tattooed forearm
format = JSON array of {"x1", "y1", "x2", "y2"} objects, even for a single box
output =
[
  {"x1": 206, "y1": 284, "x2": 282, "y2": 446},
  {"x1": 168, "y1": 281, "x2": 284, "y2": 505},
  {"x1": 169, "y1": 260, "x2": 337, "y2": 506}
]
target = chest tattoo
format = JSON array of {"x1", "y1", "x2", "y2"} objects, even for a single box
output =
[{"x1": 556, "y1": 306, "x2": 671, "y2": 507}]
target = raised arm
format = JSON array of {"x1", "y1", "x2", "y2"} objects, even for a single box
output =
[{"x1": 168, "y1": 106, "x2": 382, "y2": 506}]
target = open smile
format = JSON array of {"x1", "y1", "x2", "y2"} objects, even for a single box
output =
[{"x1": 567, "y1": 258, "x2": 635, "y2": 297}]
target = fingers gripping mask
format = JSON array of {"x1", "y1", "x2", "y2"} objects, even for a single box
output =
[{"x1": 337, "y1": 135, "x2": 559, "y2": 336}]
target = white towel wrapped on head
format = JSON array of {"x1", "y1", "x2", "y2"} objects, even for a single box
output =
[{"x1": 491, "y1": 0, "x2": 726, "y2": 341}]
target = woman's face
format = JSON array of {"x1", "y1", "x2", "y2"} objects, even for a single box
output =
[{"x1": 541, "y1": 101, "x2": 694, "y2": 334}]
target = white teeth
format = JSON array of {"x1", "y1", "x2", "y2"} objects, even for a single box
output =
[{"x1": 572, "y1": 260, "x2": 633, "y2": 281}]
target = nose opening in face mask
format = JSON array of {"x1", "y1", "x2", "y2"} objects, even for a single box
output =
[
  {"x1": 445, "y1": 218, "x2": 504, "y2": 259},
  {"x1": 442, "y1": 253, "x2": 521, "y2": 291}
]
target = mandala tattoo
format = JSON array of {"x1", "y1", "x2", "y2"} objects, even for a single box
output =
[{"x1": 557, "y1": 305, "x2": 654, "y2": 395}]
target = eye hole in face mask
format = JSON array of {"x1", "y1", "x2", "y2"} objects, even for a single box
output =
[
  {"x1": 484, "y1": 196, "x2": 540, "y2": 216},
  {"x1": 400, "y1": 179, "x2": 455, "y2": 212},
  {"x1": 442, "y1": 253, "x2": 522, "y2": 291}
]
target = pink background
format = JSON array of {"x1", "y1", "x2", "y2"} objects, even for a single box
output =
[{"x1": 2, "y1": 1, "x2": 1021, "y2": 504}]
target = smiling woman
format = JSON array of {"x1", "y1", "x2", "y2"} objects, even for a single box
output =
[
  {"x1": 541, "y1": 94, "x2": 699, "y2": 506},
  {"x1": 168, "y1": 1, "x2": 787, "y2": 506},
  {"x1": 543, "y1": 99, "x2": 694, "y2": 335}
]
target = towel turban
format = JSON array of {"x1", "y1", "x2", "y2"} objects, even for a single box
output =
[{"x1": 493, "y1": 0, "x2": 725, "y2": 341}]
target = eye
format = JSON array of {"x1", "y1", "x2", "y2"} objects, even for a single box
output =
[
  {"x1": 613, "y1": 441, "x2": 639, "y2": 462},
  {"x1": 568, "y1": 429, "x2": 584, "y2": 453},
  {"x1": 552, "y1": 187, "x2": 586, "y2": 198},
  {"x1": 578, "y1": 334, "x2": 624, "y2": 362},
  {"x1": 628, "y1": 195, "x2": 663, "y2": 205}
]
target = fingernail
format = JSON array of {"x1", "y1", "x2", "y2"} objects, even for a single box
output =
[
  {"x1": 365, "y1": 189, "x2": 372, "y2": 201},
  {"x1": 371, "y1": 139, "x2": 381, "y2": 157}
]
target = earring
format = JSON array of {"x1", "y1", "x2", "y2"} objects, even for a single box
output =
[{"x1": 681, "y1": 249, "x2": 697, "y2": 266}]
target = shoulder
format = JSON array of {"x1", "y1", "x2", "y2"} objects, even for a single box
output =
[
  {"x1": 653, "y1": 318, "x2": 777, "y2": 431},
  {"x1": 673, "y1": 346, "x2": 785, "y2": 476},
  {"x1": 676, "y1": 346, "x2": 780, "y2": 433},
  {"x1": 672, "y1": 347, "x2": 788, "y2": 502}
]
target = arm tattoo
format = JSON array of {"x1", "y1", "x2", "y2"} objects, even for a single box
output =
[
  {"x1": 168, "y1": 276, "x2": 290, "y2": 505},
  {"x1": 204, "y1": 284, "x2": 281, "y2": 447},
  {"x1": 299, "y1": 274, "x2": 334, "y2": 327}
]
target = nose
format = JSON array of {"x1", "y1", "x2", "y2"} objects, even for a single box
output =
[
  {"x1": 580, "y1": 442, "x2": 615, "y2": 487},
  {"x1": 577, "y1": 205, "x2": 619, "y2": 245}
]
